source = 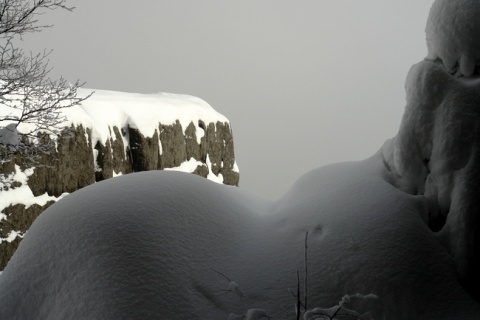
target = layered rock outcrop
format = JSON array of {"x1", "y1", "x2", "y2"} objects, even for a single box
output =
[{"x1": 0, "y1": 90, "x2": 239, "y2": 270}]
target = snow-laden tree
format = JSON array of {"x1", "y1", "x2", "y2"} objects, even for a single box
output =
[{"x1": 0, "y1": 0, "x2": 91, "y2": 162}]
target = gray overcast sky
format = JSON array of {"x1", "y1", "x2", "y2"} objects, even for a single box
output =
[{"x1": 21, "y1": 1, "x2": 435, "y2": 199}]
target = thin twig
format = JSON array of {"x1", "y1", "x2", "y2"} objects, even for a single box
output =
[
  {"x1": 209, "y1": 267, "x2": 231, "y2": 282},
  {"x1": 296, "y1": 270, "x2": 301, "y2": 320},
  {"x1": 304, "y1": 230, "x2": 309, "y2": 311}
]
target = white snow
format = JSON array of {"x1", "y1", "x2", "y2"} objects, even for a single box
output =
[
  {"x1": 58, "y1": 89, "x2": 228, "y2": 146},
  {"x1": 164, "y1": 157, "x2": 204, "y2": 174},
  {"x1": 206, "y1": 154, "x2": 224, "y2": 184},
  {"x1": 164, "y1": 157, "x2": 225, "y2": 184},
  {"x1": 92, "y1": 149, "x2": 102, "y2": 172},
  {"x1": 112, "y1": 170, "x2": 122, "y2": 177},
  {"x1": 0, "y1": 165, "x2": 68, "y2": 243},
  {"x1": 0, "y1": 166, "x2": 66, "y2": 210},
  {"x1": 0, "y1": 163, "x2": 478, "y2": 319},
  {"x1": 1, "y1": 231, "x2": 24, "y2": 243},
  {"x1": 1, "y1": 88, "x2": 230, "y2": 159},
  {"x1": 383, "y1": 58, "x2": 480, "y2": 283},
  {"x1": 426, "y1": 0, "x2": 480, "y2": 76},
  {"x1": 233, "y1": 161, "x2": 240, "y2": 173}
]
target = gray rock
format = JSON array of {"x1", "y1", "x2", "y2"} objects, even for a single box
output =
[{"x1": 0, "y1": 120, "x2": 239, "y2": 270}]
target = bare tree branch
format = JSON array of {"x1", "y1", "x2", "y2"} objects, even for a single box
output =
[{"x1": 0, "y1": 0, "x2": 91, "y2": 163}]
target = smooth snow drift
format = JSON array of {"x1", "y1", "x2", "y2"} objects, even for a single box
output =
[{"x1": 0, "y1": 156, "x2": 478, "y2": 319}]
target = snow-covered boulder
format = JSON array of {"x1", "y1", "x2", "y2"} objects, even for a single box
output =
[
  {"x1": 0, "y1": 89, "x2": 239, "y2": 270},
  {"x1": 426, "y1": 0, "x2": 480, "y2": 76},
  {"x1": 383, "y1": 59, "x2": 480, "y2": 301},
  {"x1": 383, "y1": 0, "x2": 480, "y2": 300}
]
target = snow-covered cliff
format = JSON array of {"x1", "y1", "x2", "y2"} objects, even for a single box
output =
[{"x1": 0, "y1": 89, "x2": 239, "y2": 269}]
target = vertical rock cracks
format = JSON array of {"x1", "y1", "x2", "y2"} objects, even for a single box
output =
[{"x1": 0, "y1": 120, "x2": 239, "y2": 270}]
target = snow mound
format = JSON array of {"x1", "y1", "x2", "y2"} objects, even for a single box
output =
[
  {"x1": 0, "y1": 159, "x2": 478, "y2": 319},
  {"x1": 426, "y1": 0, "x2": 480, "y2": 76},
  {"x1": 383, "y1": 59, "x2": 480, "y2": 296}
]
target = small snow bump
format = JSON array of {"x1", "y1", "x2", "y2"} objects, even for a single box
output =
[
  {"x1": 245, "y1": 309, "x2": 270, "y2": 320},
  {"x1": 228, "y1": 281, "x2": 243, "y2": 297}
]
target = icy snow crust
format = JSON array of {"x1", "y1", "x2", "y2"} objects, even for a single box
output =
[{"x1": 0, "y1": 155, "x2": 479, "y2": 319}]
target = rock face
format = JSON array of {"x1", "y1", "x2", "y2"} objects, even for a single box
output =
[{"x1": 0, "y1": 90, "x2": 239, "y2": 270}]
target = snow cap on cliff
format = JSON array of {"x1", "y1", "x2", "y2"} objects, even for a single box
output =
[
  {"x1": 1, "y1": 89, "x2": 229, "y2": 146},
  {"x1": 62, "y1": 89, "x2": 229, "y2": 145}
]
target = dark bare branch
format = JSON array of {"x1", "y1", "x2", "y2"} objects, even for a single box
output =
[{"x1": 0, "y1": 0, "x2": 91, "y2": 163}]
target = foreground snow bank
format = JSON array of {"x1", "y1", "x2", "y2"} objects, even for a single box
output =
[{"x1": 0, "y1": 155, "x2": 478, "y2": 319}]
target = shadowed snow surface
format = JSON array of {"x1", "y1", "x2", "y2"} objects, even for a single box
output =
[
  {"x1": 426, "y1": 0, "x2": 480, "y2": 76},
  {"x1": 0, "y1": 151, "x2": 478, "y2": 319},
  {"x1": 383, "y1": 60, "x2": 480, "y2": 297}
]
